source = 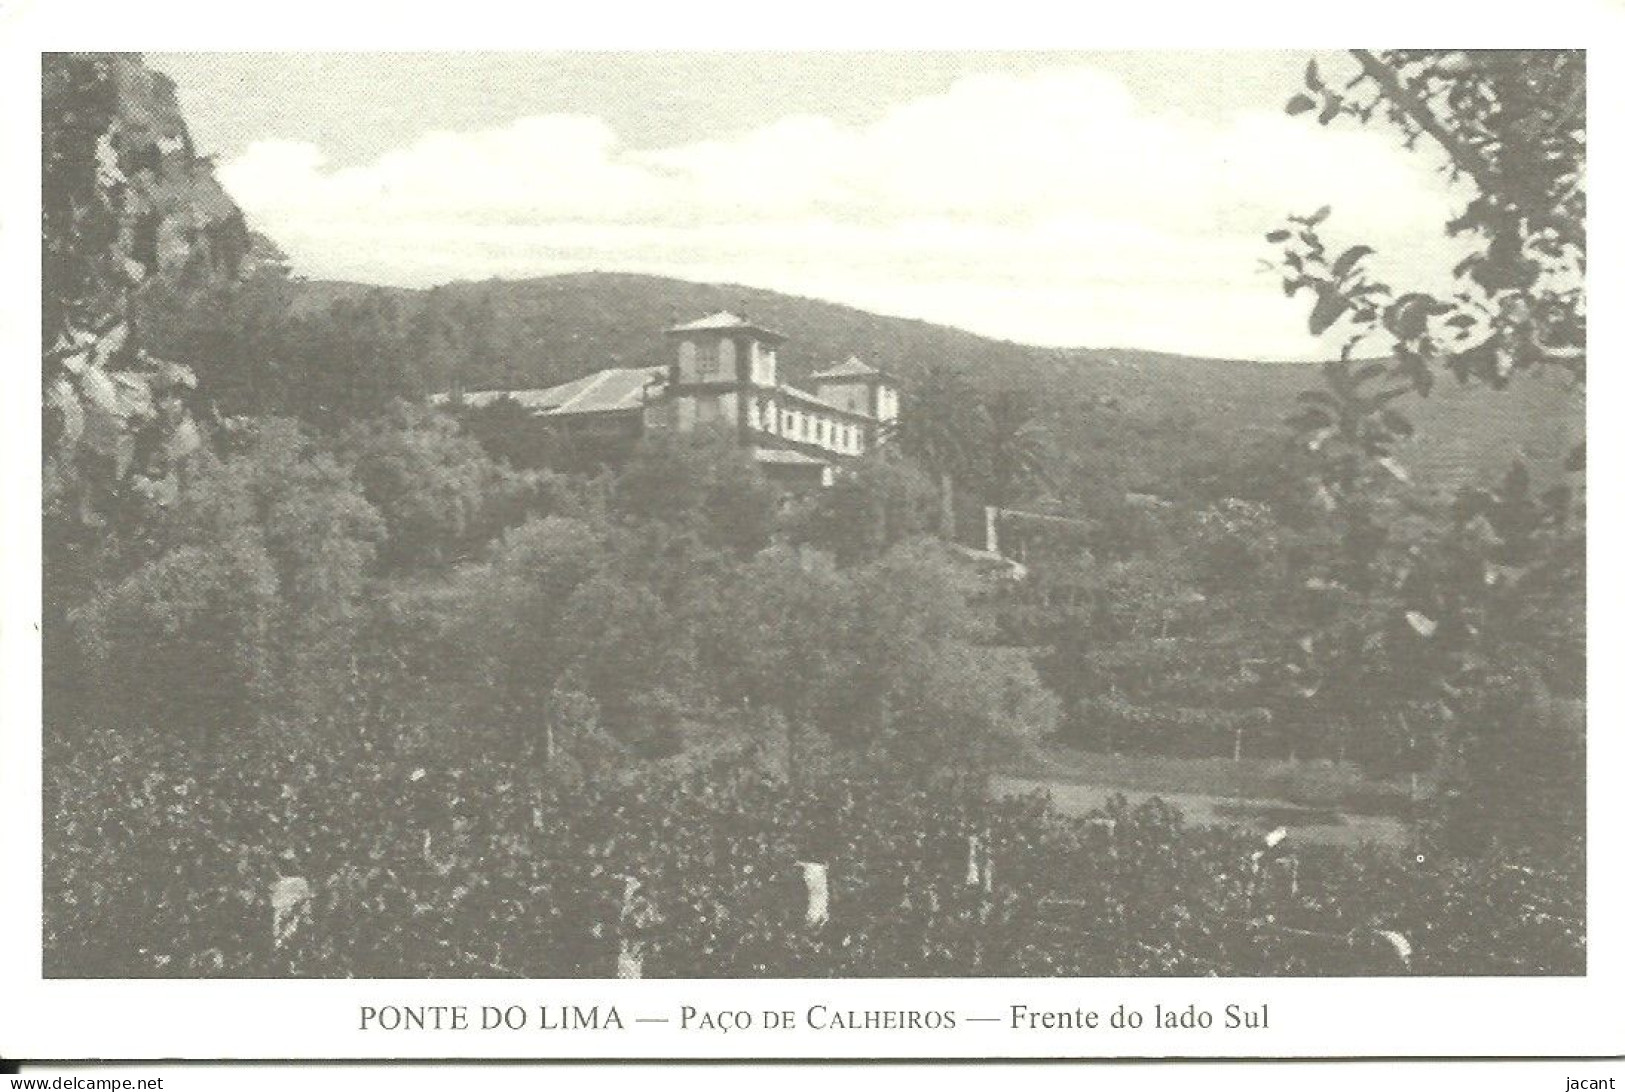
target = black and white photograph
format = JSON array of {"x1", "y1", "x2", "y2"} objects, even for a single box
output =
[{"x1": 3, "y1": 19, "x2": 1618, "y2": 1070}]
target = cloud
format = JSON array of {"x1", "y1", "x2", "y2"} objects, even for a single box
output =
[{"x1": 219, "y1": 64, "x2": 1465, "y2": 359}]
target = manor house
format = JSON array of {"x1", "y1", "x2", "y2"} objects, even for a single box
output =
[{"x1": 447, "y1": 312, "x2": 900, "y2": 487}]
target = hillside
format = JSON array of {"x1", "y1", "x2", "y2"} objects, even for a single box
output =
[{"x1": 292, "y1": 271, "x2": 1583, "y2": 504}]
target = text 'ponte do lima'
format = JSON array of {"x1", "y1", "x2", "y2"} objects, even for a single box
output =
[{"x1": 439, "y1": 311, "x2": 901, "y2": 488}]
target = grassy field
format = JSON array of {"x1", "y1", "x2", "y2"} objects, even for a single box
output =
[
  {"x1": 994, "y1": 747, "x2": 1421, "y2": 848},
  {"x1": 1006, "y1": 747, "x2": 1419, "y2": 807}
]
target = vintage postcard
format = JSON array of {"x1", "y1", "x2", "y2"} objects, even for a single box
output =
[{"x1": 2, "y1": 3, "x2": 1621, "y2": 1074}]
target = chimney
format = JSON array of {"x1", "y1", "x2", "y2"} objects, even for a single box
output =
[{"x1": 984, "y1": 506, "x2": 1000, "y2": 556}]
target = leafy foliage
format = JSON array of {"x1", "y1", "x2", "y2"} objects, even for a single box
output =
[
  {"x1": 43, "y1": 54, "x2": 250, "y2": 523},
  {"x1": 40, "y1": 51, "x2": 1587, "y2": 984},
  {"x1": 338, "y1": 402, "x2": 542, "y2": 568},
  {"x1": 1267, "y1": 50, "x2": 1585, "y2": 851},
  {"x1": 63, "y1": 418, "x2": 386, "y2": 737},
  {"x1": 785, "y1": 452, "x2": 938, "y2": 565},
  {"x1": 43, "y1": 739, "x2": 1582, "y2": 978},
  {"x1": 612, "y1": 429, "x2": 781, "y2": 556}
]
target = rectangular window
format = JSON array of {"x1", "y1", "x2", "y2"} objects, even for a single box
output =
[{"x1": 752, "y1": 343, "x2": 776, "y2": 386}]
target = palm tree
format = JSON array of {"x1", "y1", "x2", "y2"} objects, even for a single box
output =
[
  {"x1": 977, "y1": 388, "x2": 1052, "y2": 511},
  {"x1": 898, "y1": 364, "x2": 978, "y2": 542}
]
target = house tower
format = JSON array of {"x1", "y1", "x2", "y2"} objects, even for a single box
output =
[{"x1": 663, "y1": 311, "x2": 784, "y2": 439}]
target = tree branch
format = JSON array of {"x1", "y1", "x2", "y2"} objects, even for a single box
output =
[{"x1": 1349, "y1": 50, "x2": 1502, "y2": 192}]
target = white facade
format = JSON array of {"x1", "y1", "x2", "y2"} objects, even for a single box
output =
[{"x1": 657, "y1": 312, "x2": 899, "y2": 480}]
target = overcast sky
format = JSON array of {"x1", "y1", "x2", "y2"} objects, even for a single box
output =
[{"x1": 151, "y1": 52, "x2": 1465, "y2": 360}]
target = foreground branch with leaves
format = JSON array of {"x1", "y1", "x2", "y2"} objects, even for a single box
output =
[{"x1": 1269, "y1": 49, "x2": 1585, "y2": 852}]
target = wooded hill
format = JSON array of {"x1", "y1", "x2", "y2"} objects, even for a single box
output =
[{"x1": 290, "y1": 271, "x2": 1582, "y2": 506}]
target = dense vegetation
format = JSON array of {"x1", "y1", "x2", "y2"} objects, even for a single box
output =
[
  {"x1": 141, "y1": 270, "x2": 1580, "y2": 512},
  {"x1": 40, "y1": 52, "x2": 1585, "y2": 979},
  {"x1": 46, "y1": 740, "x2": 1581, "y2": 978}
]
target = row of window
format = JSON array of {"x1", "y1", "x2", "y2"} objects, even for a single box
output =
[{"x1": 750, "y1": 399, "x2": 864, "y2": 455}]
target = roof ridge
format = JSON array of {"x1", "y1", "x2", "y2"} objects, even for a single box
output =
[
  {"x1": 809, "y1": 355, "x2": 883, "y2": 379},
  {"x1": 550, "y1": 368, "x2": 620, "y2": 414},
  {"x1": 665, "y1": 311, "x2": 786, "y2": 339}
]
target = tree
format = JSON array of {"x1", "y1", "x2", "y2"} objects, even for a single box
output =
[
  {"x1": 456, "y1": 394, "x2": 557, "y2": 470},
  {"x1": 43, "y1": 54, "x2": 247, "y2": 524},
  {"x1": 43, "y1": 55, "x2": 259, "y2": 731},
  {"x1": 407, "y1": 286, "x2": 473, "y2": 397},
  {"x1": 786, "y1": 452, "x2": 937, "y2": 565},
  {"x1": 289, "y1": 291, "x2": 417, "y2": 422},
  {"x1": 162, "y1": 419, "x2": 383, "y2": 619},
  {"x1": 842, "y1": 542, "x2": 996, "y2": 749},
  {"x1": 898, "y1": 364, "x2": 980, "y2": 542},
  {"x1": 1269, "y1": 51, "x2": 1585, "y2": 847},
  {"x1": 133, "y1": 254, "x2": 298, "y2": 419},
  {"x1": 885, "y1": 636, "x2": 1058, "y2": 783},
  {"x1": 613, "y1": 430, "x2": 780, "y2": 556},
  {"x1": 557, "y1": 575, "x2": 694, "y2": 756},
  {"x1": 64, "y1": 417, "x2": 386, "y2": 741},
  {"x1": 68, "y1": 539, "x2": 280, "y2": 745},
  {"x1": 1276, "y1": 51, "x2": 1582, "y2": 398},
  {"x1": 467, "y1": 516, "x2": 607, "y2": 762},
  {"x1": 976, "y1": 389, "x2": 1052, "y2": 511},
  {"x1": 339, "y1": 402, "x2": 538, "y2": 569},
  {"x1": 706, "y1": 547, "x2": 860, "y2": 781}
]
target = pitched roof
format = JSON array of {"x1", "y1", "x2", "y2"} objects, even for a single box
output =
[
  {"x1": 773, "y1": 381, "x2": 877, "y2": 419},
  {"x1": 540, "y1": 366, "x2": 665, "y2": 415},
  {"x1": 445, "y1": 366, "x2": 664, "y2": 417},
  {"x1": 776, "y1": 383, "x2": 874, "y2": 421},
  {"x1": 665, "y1": 311, "x2": 786, "y2": 342},
  {"x1": 808, "y1": 356, "x2": 881, "y2": 381}
]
